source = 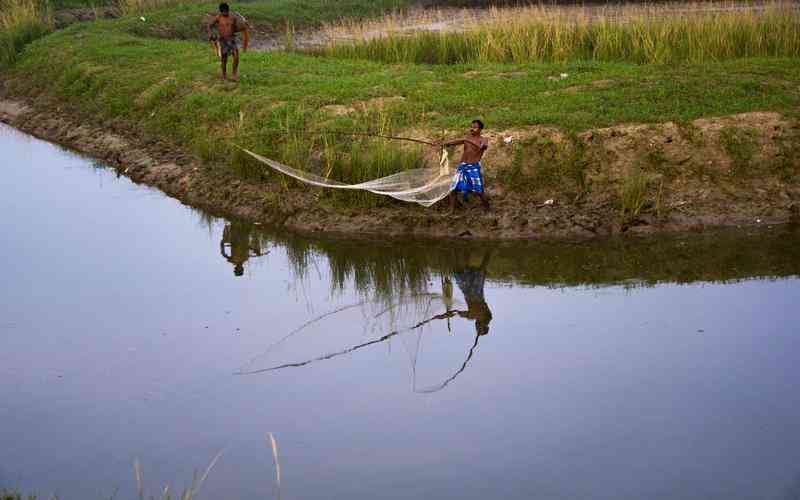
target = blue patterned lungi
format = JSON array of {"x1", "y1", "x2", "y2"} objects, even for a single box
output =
[
  {"x1": 454, "y1": 268, "x2": 486, "y2": 303},
  {"x1": 452, "y1": 161, "x2": 484, "y2": 195}
]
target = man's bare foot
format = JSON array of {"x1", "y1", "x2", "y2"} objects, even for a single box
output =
[
  {"x1": 221, "y1": 75, "x2": 227, "y2": 81},
  {"x1": 230, "y1": 74, "x2": 238, "y2": 82}
]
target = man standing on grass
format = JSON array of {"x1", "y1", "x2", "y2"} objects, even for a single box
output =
[
  {"x1": 436, "y1": 119, "x2": 490, "y2": 212},
  {"x1": 207, "y1": 2, "x2": 249, "y2": 81}
]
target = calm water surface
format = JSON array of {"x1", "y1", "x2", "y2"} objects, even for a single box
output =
[{"x1": 2, "y1": 123, "x2": 800, "y2": 500}]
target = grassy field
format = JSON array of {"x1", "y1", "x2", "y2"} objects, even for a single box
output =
[{"x1": 3, "y1": 0, "x2": 800, "y2": 207}]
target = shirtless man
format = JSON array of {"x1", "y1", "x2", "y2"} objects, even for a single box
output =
[
  {"x1": 436, "y1": 119, "x2": 490, "y2": 212},
  {"x1": 207, "y1": 2, "x2": 249, "y2": 81}
]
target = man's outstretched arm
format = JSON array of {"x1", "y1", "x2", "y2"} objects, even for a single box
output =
[{"x1": 436, "y1": 137, "x2": 465, "y2": 147}]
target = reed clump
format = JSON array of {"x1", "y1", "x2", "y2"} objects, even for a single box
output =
[
  {"x1": 0, "y1": 0, "x2": 52, "y2": 68},
  {"x1": 619, "y1": 165, "x2": 651, "y2": 220},
  {"x1": 315, "y1": 2, "x2": 800, "y2": 64}
]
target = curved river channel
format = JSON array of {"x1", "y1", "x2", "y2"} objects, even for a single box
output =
[{"x1": 2, "y1": 123, "x2": 800, "y2": 500}]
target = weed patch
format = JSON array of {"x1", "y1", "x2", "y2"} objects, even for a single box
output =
[
  {"x1": 619, "y1": 164, "x2": 651, "y2": 221},
  {"x1": 719, "y1": 125, "x2": 759, "y2": 177}
]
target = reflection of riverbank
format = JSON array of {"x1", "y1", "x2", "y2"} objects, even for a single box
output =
[
  {"x1": 239, "y1": 224, "x2": 800, "y2": 298},
  {"x1": 232, "y1": 225, "x2": 800, "y2": 391}
]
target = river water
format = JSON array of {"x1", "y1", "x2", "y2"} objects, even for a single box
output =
[{"x1": 2, "y1": 122, "x2": 800, "y2": 500}]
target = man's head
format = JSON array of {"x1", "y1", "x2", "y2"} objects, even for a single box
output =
[
  {"x1": 219, "y1": 2, "x2": 230, "y2": 15},
  {"x1": 470, "y1": 119, "x2": 484, "y2": 136}
]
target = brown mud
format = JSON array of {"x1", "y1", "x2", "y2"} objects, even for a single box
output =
[{"x1": 1, "y1": 92, "x2": 799, "y2": 240}]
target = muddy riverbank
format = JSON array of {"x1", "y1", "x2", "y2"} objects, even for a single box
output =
[{"x1": 2, "y1": 92, "x2": 799, "y2": 240}]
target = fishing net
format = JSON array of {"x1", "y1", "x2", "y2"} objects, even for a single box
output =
[{"x1": 239, "y1": 147, "x2": 456, "y2": 207}]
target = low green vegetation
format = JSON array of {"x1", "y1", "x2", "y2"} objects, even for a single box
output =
[
  {"x1": 719, "y1": 125, "x2": 759, "y2": 177},
  {"x1": 316, "y1": 2, "x2": 800, "y2": 65}
]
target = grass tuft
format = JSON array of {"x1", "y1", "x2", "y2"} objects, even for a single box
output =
[
  {"x1": 719, "y1": 125, "x2": 759, "y2": 177},
  {"x1": 0, "y1": 0, "x2": 52, "y2": 68},
  {"x1": 619, "y1": 164, "x2": 650, "y2": 220}
]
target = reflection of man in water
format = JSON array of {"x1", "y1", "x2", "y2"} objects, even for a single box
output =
[
  {"x1": 439, "y1": 248, "x2": 493, "y2": 336},
  {"x1": 452, "y1": 249, "x2": 492, "y2": 336},
  {"x1": 220, "y1": 221, "x2": 266, "y2": 276}
]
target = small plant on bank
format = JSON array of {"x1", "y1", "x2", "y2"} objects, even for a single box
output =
[
  {"x1": 775, "y1": 131, "x2": 800, "y2": 182},
  {"x1": 619, "y1": 164, "x2": 650, "y2": 221},
  {"x1": 719, "y1": 125, "x2": 759, "y2": 177},
  {"x1": 564, "y1": 132, "x2": 589, "y2": 194}
]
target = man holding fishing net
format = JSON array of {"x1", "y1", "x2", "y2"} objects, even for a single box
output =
[
  {"x1": 436, "y1": 119, "x2": 490, "y2": 213},
  {"x1": 207, "y1": 2, "x2": 249, "y2": 82}
]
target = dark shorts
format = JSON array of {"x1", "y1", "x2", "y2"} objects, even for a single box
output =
[{"x1": 219, "y1": 37, "x2": 238, "y2": 57}]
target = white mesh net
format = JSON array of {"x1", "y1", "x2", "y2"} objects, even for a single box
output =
[{"x1": 240, "y1": 147, "x2": 457, "y2": 207}]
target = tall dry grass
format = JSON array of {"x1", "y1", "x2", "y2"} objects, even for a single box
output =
[
  {"x1": 0, "y1": 0, "x2": 52, "y2": 68},
  {"x1": 315, "y1": 1, "x2": 800, "y2": 64}
]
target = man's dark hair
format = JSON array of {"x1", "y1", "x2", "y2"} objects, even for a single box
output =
[
  {"x1": 219, "y1": 2, "x2": 230, "y2": 12},
  {"x1": 472, "y1": 119, "x2": 484, "y2": 130}
]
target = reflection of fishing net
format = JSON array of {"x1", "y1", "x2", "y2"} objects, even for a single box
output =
[
  {"x1": 236, "y1": 284, "x2": 482, "y2": 393},
  {"x1": 240, "y1": 147, "x2": 456, "y2": 207},
  {"x1": 237, "y1": 293, "x2": 452, "y2": 373}
]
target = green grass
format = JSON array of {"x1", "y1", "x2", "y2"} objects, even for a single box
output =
[{"x1": 316, "y1": 2, "x2": 800, "y2": 65}]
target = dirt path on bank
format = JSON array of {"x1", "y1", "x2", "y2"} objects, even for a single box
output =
[{"x1": 2, "y1": 93, "x2": 799, "y2": 241}]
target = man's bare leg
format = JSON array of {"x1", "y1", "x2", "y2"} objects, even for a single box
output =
[
  {"x1": 220, "y1": 54, "x2": 228, "y2": 81},
  {"x1": 230, "y1": 49, "x2": 239, "y2": 81}
]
